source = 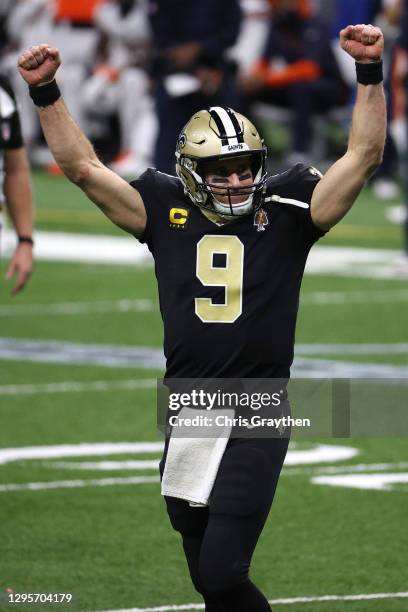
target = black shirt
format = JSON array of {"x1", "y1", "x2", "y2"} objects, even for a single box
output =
[
  {"x1": 0, "y1": 74, "x2": 24, "y2": 202},
  {"x1": 132, "y1": 163, "x2": 324, "y2": 379}
]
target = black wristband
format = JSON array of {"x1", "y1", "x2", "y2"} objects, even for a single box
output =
[
  {"x1": 29, "y1": 79, "x2": 61, "y2": 107},
  {"x1": 356, "y1": 60, "x2": 383, "y2": 85},
  {"x1": 18, "y1": 235, "x2": 34, "y2": 246}
]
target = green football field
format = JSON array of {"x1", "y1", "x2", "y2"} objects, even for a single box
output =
[{"x1": 0, "y1": 171, "x2": 407, "y2": 611}]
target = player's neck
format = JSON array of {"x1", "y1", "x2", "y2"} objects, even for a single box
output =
[{"x1": 200, "y1": 208, "x2": 236, "y2": 226}]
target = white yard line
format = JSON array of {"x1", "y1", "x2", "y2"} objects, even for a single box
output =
[
  {"x1": 0, "y1": 379, "x2": 156, "y2": 396},
  {"x1": 292, "y1": 357, "x2": 408, "y2": 378},
  {"x1": 0, "y1": 299, "x2": 156, "y2": 317},
  {"x1": 0, "y1": 338, "x2": 407, "y2": 376},
  {"x1": 95, "y1": 591, "x2": 408, "y2": 611},
  {"x1": 3, "y1": 463, "x2": 408, "y2": 493},
  {"x1": 2, "y1": 230, "x2": 152, "y2": 265},
  {"x1": 0, "y1": 476, "x2": 160, "y2": 493},
  {"x1": 0, "y1": 338, "x2": 165, "y2": 369},
  {"x1": 301, "y1": 289, "x2": 408, "y2": 304},
  {"x1": 48, "y1": 460, "x2": 160, "y2": 471},
  {"x1": 1, "y1": 230, "x2": 405, "y2": 278},
  {"x1": 312, "y1": 473, "x2": 408, "y2": 490},
  {"x1": 1, "y1": 290, "x2": 408, "y2": 320},
  {"x1": 0, "y1": 442, "x2": 164, "y2": 465},
  {"x1": 284, "y1": 462, "x2": 408, "y2": 476},
  {"x1": 295, "y1": 343, "x2": 408, "y2": 355}
]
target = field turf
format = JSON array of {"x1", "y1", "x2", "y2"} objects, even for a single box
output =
[{"x1": 0, "y1": 171, "x2": 407, "y2": 611}]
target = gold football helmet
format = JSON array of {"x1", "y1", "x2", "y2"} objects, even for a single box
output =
[{"x1": 175, "y1": 107, "x2": 267, "y2": 217}]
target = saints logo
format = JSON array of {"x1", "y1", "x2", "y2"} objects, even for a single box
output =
[
  {"x1": 176, "y1": 132, "x2": 187, "y2": 150},
  {"x1": 253, "y1": 208, "x2": 269, "y2": 232}
]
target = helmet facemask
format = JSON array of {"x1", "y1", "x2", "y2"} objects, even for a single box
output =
[{"x1": 175, "y1": 108, "x2": 268, "y2": 218}]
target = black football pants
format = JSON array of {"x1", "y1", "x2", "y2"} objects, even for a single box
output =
[{"x1": 161, "y1": 436, "x2": 289, "y2": 611}]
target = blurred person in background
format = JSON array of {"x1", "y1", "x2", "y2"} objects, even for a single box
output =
[
  {"x1": 330, "y1": 0, "x2": 382, "y2": 86},
  {"x1": 386, "y1": 0, "x2": 408, "y2": 273},
  {"x1": 0, "y1": 73, "x2": 34, "y2": 295},
  {"x1": 371, "y1": 0, "x2": 404, "y2": 200},
  {"x1": 47, "y1": 0, "x2": 100, "y2": 136},
  {"x1": 3, "y1": 0, "x2": 54, "y2": 157},
  {"x1": 329, "y1": 0, "x2": 402, "y2": 200},
  {"x1": 239, "y1": 0, "x2": 349, "y2": 165},
  {"x1": 229, "y1": 0, "x2": 271, "y2": 76},
  {"x1": 148, "y1": 0, "x2": 242, "y2": 174},
  {"x1": 5, "y1": 0, "x2": 100, "y2": 170},
  {"x1": 0, "y1": 0, "x2": 14, "y2": 57},
  {"x1": 81, "y1": 0, "x2": 157, "y2": 174}
]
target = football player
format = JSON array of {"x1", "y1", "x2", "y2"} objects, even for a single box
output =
[
  {"x1": 0, "y1": 74, "x2": 34, "y2": 295},
  {"x1": 18, "y1": 23, "x2": 386, "y2": 611}
]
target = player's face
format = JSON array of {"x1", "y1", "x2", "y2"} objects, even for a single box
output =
[{"x1": 203, "y1": 157, "x2": 254, "y2": 206}]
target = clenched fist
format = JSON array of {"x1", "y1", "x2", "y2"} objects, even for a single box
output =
[
  {"x1": 340, "y1": 24, "x2": 384, "y2": 64},
  {"x1": 18, "y1": 44, "x2": 61, "y2": 87}
]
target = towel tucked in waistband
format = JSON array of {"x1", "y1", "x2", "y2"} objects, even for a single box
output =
[{"x1": 161, "y1": 406, "x2": 234, "y2": 506}]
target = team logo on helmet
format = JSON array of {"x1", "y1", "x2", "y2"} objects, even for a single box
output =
[{"x1": 177, "y1": 133, "x2": 187, "y2": 149}]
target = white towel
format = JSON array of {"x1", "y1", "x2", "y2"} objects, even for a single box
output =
[{"x1": 161, "y1": 407, "x2": 234, "y2": 506}]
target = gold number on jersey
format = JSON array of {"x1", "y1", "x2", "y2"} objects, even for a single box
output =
[{"x1": 195, "y1": 235, "x2": 244, "y2": 323}]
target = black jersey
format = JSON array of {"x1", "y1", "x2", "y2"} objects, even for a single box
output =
[
  {"x1": 0, "y1": 74, "x2": 24, "y2": 202},
  {"x1": 132, "y1": 163, "x2": 324, "y2": 379}
]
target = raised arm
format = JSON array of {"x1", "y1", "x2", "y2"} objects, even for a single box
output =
[
  {"x1": 311, "y1": 25, "x2": 386, "y2": 231},
  {"x1": 17, "y1": 45, "x2": 146, "y2": 236}
]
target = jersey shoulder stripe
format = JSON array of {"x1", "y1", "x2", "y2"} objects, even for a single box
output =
[{"x1": 266, "y1": 162, "x2": 321, "y2": 206}]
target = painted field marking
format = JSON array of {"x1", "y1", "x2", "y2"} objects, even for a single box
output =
[
  {"x1": 3, "y1": 468, "x2": 408, "y2": 494},
  {"x1": 95, "y1": 591, "x2": 408, "y2": 611},
  {"x1": 2, "y1": 230, "x2": 152, "y2": 265},
  {"x1": 0, "y1": 476, "x2": 160, "y2": 493},
  {"x1": 0, "y1": 379, "x2": 156, "y2": 396},
  {"x1": 1, "y1": 230, "x2": 404, "y2": 278},
  {"x1": 0, "y1": 338, "x2": 165, "y2": 369},
  {"x1": 284, "y1": 444, "x2": 358, "y2": 465},
  {"x1": 40, "y1": 445, "x2": 357, "y2": 473},
  {"x1": 1, "y1": 291, "x2": 408, "y2": 320},
  {"x1": 1, "y1": 338, "x2": 407, "y2": 376},
  {"x1": 0, "y1": 442, "x2": 164, "y2": 465},
  {"x1": 0, "y1": 299, "x2": 156, "y2": 317},
  {"x1": 295, "y1": 342, "x2": 408, "y2": 355},
  {"x1": 46, "y1": 460, "x2": 408, "y2": 475},
  {"x1": 0, "y1": 442, "x2": 356, "y2": 467},
  {"x1": 312, "y1": 473, "x2": 408, "y2": 491},
  {"x1": 284, "y1": 461, "x2": 408, "y2": 476},
  {"x1": 48, "y1": 460, "x2": 160, "y2": 471},
  {"x1": 301, "y1": 289, "x2": 408, "y2": 305}
]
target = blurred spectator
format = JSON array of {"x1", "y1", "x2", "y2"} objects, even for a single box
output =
[
  {"x1": 229, "y1": 0, "x2": 271, "y2": 74},
  {"x1": 4, "y1": 0, "x2": 54, "y2": 150},
  {"x1": 47, "y1": 0, "x2": 101, "y2": 135},
  {"x1": 311, "y1": 0, "x2": 336, "y2": 25},
  {"x1": 0, "y1": 73, "x2": 34, "y2": 295},
  {"x1": 148, "y1": 0, "x2": 242, "y2": 174},
  {"x1": 81, "y1": 0, "x2": 157, "y2": 174},
  {"x1": 331, "y1": 0, "x2": 381, "y2": 89},
  {"x1": 4, "y1": 0, "x2": 100, "y2": 169},
  {"x1": 372, "y1": 0, "x2": 404, "y2": 200},
  {"x1": 329, "y1": 0, "x2": 402, "y2": 200},
  {"x1": 0, "y1": 0, "x2": 14, "y2": 57},
  {"x1": 387, "y1": 0, "x2": 408, "y2": 273},
  {"x1": 240, "y1": 0, "x2": 348, "y2": 163},
  {"x1": 330, "y1": 0, "x2": 382, "y2": 86}
]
